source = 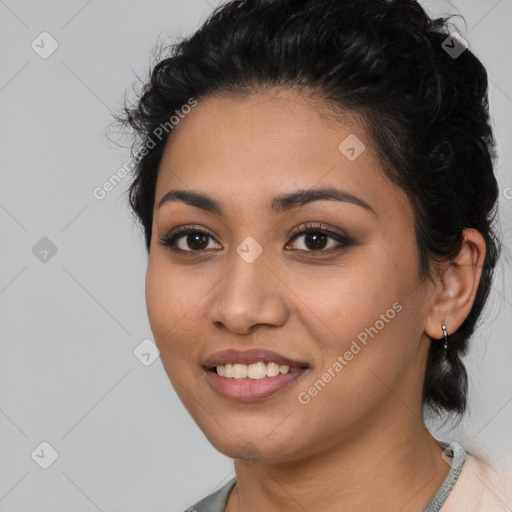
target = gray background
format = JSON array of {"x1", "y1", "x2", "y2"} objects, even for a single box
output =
[{"x1": 0, "y1": 0, "x2": 511, "y2": 511}]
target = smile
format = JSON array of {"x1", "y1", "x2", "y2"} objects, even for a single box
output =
[
  {"x1": 203, "y1": 348, "x2": 310, "y2": 400},
  {"x1": 215, "y1": 361, "x2": 301, "y2": 379}
]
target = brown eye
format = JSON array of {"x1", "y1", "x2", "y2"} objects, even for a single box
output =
[
  {"x1": 290, "y1": 231, "x2": 333, "y2": 251},
  {"x1": 157, "y1": 227, "x2": 221, "y2": 253},
  {"x1": 182, "y1": 233, "x2": 209, "y2": 250},
  {"x1": 286, "y1": 223, "x2": 352, "y2": 254}
]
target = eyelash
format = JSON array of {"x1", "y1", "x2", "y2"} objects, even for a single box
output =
[{"x1": 157, "y1": 222, "x2": 352, "y2": 256}]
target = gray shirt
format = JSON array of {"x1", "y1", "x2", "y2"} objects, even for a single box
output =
[{"x1": 182, "y1": 441, "x2": 467, "y2": 512}]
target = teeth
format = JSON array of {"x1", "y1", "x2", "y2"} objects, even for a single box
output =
[
  {"x1": 267, "y1": 362, "x2": 280, "y2": 377},
  {"x1": 215, "y1": 362, "x2": 302, "y2": 379},
  {"x1": 224, "y1": 364, "x2": 234, "y2": 378},
  {"x1": 233, "y1": 364, "x2": 248, "y2": 379},
  {"x1": 248, "y1": 361, "x2": 267, "y2": 379}
]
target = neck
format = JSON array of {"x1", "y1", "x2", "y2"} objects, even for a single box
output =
[{"x1": 226, "y1": 407, "x2": 449, "y2": 512}]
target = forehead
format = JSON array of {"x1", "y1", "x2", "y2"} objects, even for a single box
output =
[
  {"x1": 160, "y1": 89, "x2": 367, "y2": 167},
  {"x1": 154, "y1": 89, "x2": 410, "y2": 222}
]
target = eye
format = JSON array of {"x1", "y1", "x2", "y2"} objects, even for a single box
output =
[
  {"x1": 286, "y1": 222, "x2": 352, "y2": 254},
  {"x1": 157, "y1": 222, "x2": 352, "y2": 255},
  {"x1": 157, "y1": 226, "x2": 221, "y2": 253}
]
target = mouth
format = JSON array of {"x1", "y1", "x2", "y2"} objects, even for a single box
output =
[
  {"x1": 210, "y1": 361, "x2": 307, "y2": 379},
  {"x1": 203, "y1": 348, "x2": 310, "y2": 400}
]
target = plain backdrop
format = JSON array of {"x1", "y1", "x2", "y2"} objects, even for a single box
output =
[{"x1": 0, "y1": 0, "x2": 511, "y2": 511}]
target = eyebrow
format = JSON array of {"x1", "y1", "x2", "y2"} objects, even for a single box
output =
[{"x1": 157, "y1": 186, "x2": 377, "y2": 216}]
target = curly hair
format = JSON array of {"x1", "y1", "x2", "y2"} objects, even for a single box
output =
[{"x1": 114, "y1": 0, "x2": 501, "y2": 420}]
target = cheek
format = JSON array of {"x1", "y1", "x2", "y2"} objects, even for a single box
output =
[
  {"x1": 287, "y1": 248, "x2": 397, "y2": 348},
  {"x1": 145, "y1": 256, "x2": 189, "y2": 355},
  {"x1": 145, "y1": 253, "x2": 211, "y2": 367},
  {"x1": 335, "y1": 313, "x2": 421, "y2": 414},
  {"x1": 145, "y1": 259, "x2": 170, "y2": 340},
  {"x1": 296, "y1": 249, "x2": 418, "y2": 388},
  {"x1": 295, "y1": 303, "x2": 412, "y2": 432}
]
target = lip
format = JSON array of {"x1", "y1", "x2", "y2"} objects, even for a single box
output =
[
  {"x1": 202, "y1": 348, "x2": 311, "y2": 401},
  {"x1": 202, "y1": 348, "x2": 309, "y2": 370},
  {"x1": 205, "y1": 367, "x2": 308, "y2": 401}
]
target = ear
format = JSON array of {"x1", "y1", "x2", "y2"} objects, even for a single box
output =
[{"x1": 424, "y1": 228, "x2": 487, "y2": 341}]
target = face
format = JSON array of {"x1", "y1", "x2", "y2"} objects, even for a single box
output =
[{"x1": 146, "y1": 89, "x2": 435, "y2": 463}]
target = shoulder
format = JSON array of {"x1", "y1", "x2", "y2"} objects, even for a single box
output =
[
  {"x1": 441, "y1": 449, "x2": 512, "y2": 512},
  {"x1": 181, "y1": 477, "x2": 237, "y2": 512}
]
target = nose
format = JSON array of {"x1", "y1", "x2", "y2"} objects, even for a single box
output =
[{"x1": 208, "y1": 247, "x2": 289, "y2": 335}]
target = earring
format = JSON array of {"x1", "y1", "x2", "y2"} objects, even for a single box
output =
[{"x1": 441, "y1": 322, "x2": 449, "y2": 351}]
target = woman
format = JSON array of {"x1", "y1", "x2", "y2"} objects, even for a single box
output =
[{"x1": 116, "y1": 0, "x2": 511, "y2": 510}]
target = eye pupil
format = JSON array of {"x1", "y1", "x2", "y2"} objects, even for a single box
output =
[
  {"x1": 305, "y1": 232, "x2": 327, "y2": 250},
  {"x1": 188, "y1": 233, "x2": 208, "y2": 250}
]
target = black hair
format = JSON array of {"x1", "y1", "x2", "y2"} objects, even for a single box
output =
[{"x1": 114, "y1": 0, "x2": 501, "y2": 420}]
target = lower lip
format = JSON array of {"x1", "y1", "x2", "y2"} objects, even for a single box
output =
[{"x1": 206, "y1": 368, "x2": 308, "y2": 400}]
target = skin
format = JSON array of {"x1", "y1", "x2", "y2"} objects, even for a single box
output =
[{"x1": 145, "y1": 88, "x2": 486, "y2": 512}]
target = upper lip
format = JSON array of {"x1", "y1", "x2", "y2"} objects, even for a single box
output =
[{"x1": 203, "y1": 349, "x2": 309, "y2": 370}]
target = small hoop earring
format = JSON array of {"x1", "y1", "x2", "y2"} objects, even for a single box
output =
[{"x1": 441, "y1": 322, "x2": 449, "y2": 351}]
